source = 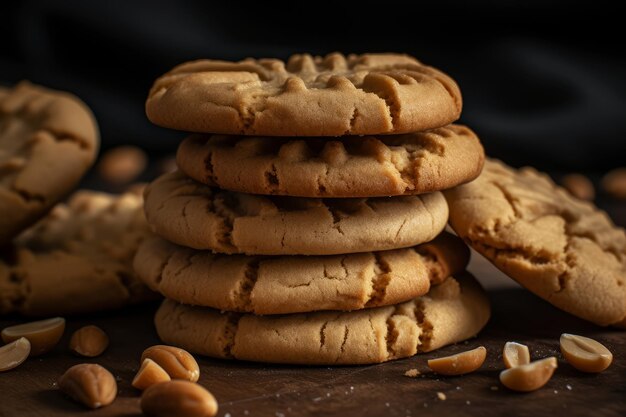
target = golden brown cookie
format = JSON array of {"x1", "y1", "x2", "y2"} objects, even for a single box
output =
[
  {"x1": 146, "y1": 53, "x2": 461, "y2": 136},
  {"x1": 176, "y1": 125, "x2": 484, "y2": 198},
  {"x1": 445, "y1": 159, "x2": 626, "y2": 327},
  {"x1": 0, "y1": 81, "x2": 99, "y2": 244},
  {"x1": 143, "y1": 171, "x2": 448, "y2": 255},
  {"x1": 134, "y1": 232, "x2": 469, "y2": 314},
  {"x1": 154, "y1": 273, "x2": 490, "y2": 365},
  {"x1": 0, "y1": 189, "x2": 155, "y2": 316}
]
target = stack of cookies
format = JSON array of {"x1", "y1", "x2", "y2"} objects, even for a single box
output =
[{"x1": 136, "y1": 53, "x2": 491, "y2": 365}]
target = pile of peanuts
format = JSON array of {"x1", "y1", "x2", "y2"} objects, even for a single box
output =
[
  {"x1": 0, "y1": 318, "x2": 217, "y2": 417},
  {"x1": 0, "y1": 316, "x2": 615, "y2": 415},
  {"x1": 417, "y1": 335, "x2": 612, "y2": 392}
]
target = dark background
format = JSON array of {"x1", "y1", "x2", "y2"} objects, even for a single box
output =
[{"x1": 1, "y1": 0, "x2": 624, "y2": 172}]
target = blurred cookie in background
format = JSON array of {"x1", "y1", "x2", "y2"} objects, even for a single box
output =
[
  {"x1": 0, "y1": 189, "x2": 157, "y2": 316},
  {"x1": 0, "y1": 81, "x2": 99, "y2": 245}
]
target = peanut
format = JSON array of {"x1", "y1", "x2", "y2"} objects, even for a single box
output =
[
  {"x1": 499, "y1": 357, "x2": 557, "y2": 392},
  {"x1": 58, "y1": 363, "x2": 117, "y2": 409},
  {"x1": 1, "y1": 317, "x2": 65, "y2": 356},
  {"x1": 503, "y1": 341, "x2": 530, "y2": 368},
  {"x1": 97, "y1": 145, "x2": 147, "y2": 184},
  {"x1": 560, "y1": 333, "x2": 612, "y2": 373},
  {"x1": 427, "y1": 346, "x2": 486, "y2": 375},
  {"x1": 601, "y1": 167, "x2": 626, "y2": 199},
  {"x1": 0, "y1": 337, "x2": 31, "y2": 372},
  {"x1": 561, "y1": 173, "x2": 595, "y2": 201},
  {"x1": 141, "y1": 380, "x2": 218, "y2": 417},
  {"x1": 141, "y1": 345, "x2": 200, "y2": 382},
  {"x1": 69, "y1": 325, "x2": 109, "y2": 357},
  {"x1": 133, "y1": 358, "x2": 171, "y2": 391}
]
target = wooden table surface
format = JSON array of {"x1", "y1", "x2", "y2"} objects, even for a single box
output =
[{"x1": 1, "y1": 195, "x2": 625, "y2": 417}]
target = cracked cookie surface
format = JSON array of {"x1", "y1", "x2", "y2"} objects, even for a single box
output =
[
  {"x1": 143, "y1": 171, "x2": 448, "y2": 255},
  {"x1": 154, "y1": 273, "x2": 490, "y2": 365},
  {"x1": 445, "y1": 159, "x2": 626, "y2": 327},
  {"x1": 146, "y1": 53, "x2": 461, "y2": 136},
  {"x1": 176, "y1": 124, "x2": 484, "y2": 198},
  {"x1": 134, "y1": 232, "x2": 469, "y2": 314},
  {"x1": 0, "y1": 189, "x2": 155, "y2": 316},
  {"x1": 0, "y1": 81, "x2": 99, "y2": 244}
]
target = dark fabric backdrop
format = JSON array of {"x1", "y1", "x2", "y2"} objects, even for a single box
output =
[{"x1": 1, "y1": 0, "x2": 624, "y2": 171}]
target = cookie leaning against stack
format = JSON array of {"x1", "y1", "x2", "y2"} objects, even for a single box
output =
[{"x1": 140, "y1": 52, "x2": 490, "y2": 365}]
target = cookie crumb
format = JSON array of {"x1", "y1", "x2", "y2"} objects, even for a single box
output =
[
  {"x1": 385, "y1": 402, "x2": 390, "y2": 407},
  {"x1": 490, "y1": 386, "x2": 498, "y2": 391},
  {"x1": 437, "y1": 392, "x2": 447, "y2": 401},
  {"x1": 404, "y1": 368, "x2": 420, "y2": 377},
  {"x1": 554, "y1": 390, "x2": 559, "y2": 394},
  {"x1": 466, "y1": 400, "x2": 471, "y2": 405},
  {"x1": 566, "y1": 384, "x2": 573, "y2": 391}
]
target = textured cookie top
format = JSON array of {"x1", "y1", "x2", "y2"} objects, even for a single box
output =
[
  {"x1": 146, "y1": 53, "x2": 462, "y2": 136},
  {"x1": 0, "y1": 189, "x2": 154, "y2": 316},
  {"x1": 134, "y1": 232, "x2": 469, "y2": 314},
  {"x1": 143, "y1": 171, "x2": 448, "y2": 255},
  {"x1": 445, "y1": 159, "x2": 626, "y2": 327},
  {"x1": 177, "y1": 124, "x2": 484, "y2": 198},
  {"x1": 0, "y1": 81, "x2": 99, "y2": 244},
  {"x1": 154, "y1": 273, "x2": 490, "y2": 365}
]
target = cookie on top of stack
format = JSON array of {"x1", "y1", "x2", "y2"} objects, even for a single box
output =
[{"x1": 137, "y1": 53, "x2": 490, "y2": 365}]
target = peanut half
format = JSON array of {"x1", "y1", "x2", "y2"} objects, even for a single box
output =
[
  {"x1": 69, "y1": 325, "x2": 109, "y2": 357},
  {"x1": 141, "y1": 380, "x2": 218, "y2": 417},
  {"x1": 58, "y1": 363, "x2": 117, "y2": 409},
  {"x1": 133, "y1": 358, "x2": 171, "y2": 391},
  {"x1": 499, "y1": 357, "x2": 557, "y2": 392},
  {"x1": 1, "y1": 317, "x2": 65, "y2": 356},
  {"x1": 141, "y1": 345, "x2": 200, "y2": 382},
  {"x1": 503, "y1": 342, "x2": 531, "y2": 368},
  {"x1": 427, "y1": 346, "x2": 487, "y2": 376},
  {"x1": 560, "y1": 333, "x2": 613, "y2": 373},
  {"x1": 0, "y1": 337, "x2": 31, "y2": 372}
]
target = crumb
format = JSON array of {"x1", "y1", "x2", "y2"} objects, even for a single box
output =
[
  {"x1": 225, "y1": 414, "x2": 231, "y2": 417},
  {"x1": 350, "y1": 386, "x2": 354, "y2": 391},
  {"x1": 456, "y1": 386, "x2": 461, "y2": 390},
  {"x1": 466, "y1": 400, "x2": 471, "y2": 405},
  {"x1": 313, "y1": 397, "x2": 322, "y2": 402},
  {"x1": 326, "y1": 393, "x2": 330, "y2": 397},
  {"x1": 490, "y1": 386, "x2": 498, "y2": 391},
  {"x1": 276, "y1": 413, "x2": 285, "y2": 417},
  {"x1": 566, "y1": 384, "x2": 572, "y2": 391},
  {"x1": 404, "y1": 369, "x2": 420, "y2": 378},
  {"x1": 437, "y1": 392, "x2": 447, "y2": 401},
  {"x1": 244, "y1": 411, "x2": 249, "y2": 415},
  {"x1": 423, "y1": 403, "x2": 428, "y2": 408},
  {"x1": 385, "y1": 402, "x2": 390, "y2": 407},
  {"x1": 554, "y1": 390, "x2": 559, "y2": 394}
]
